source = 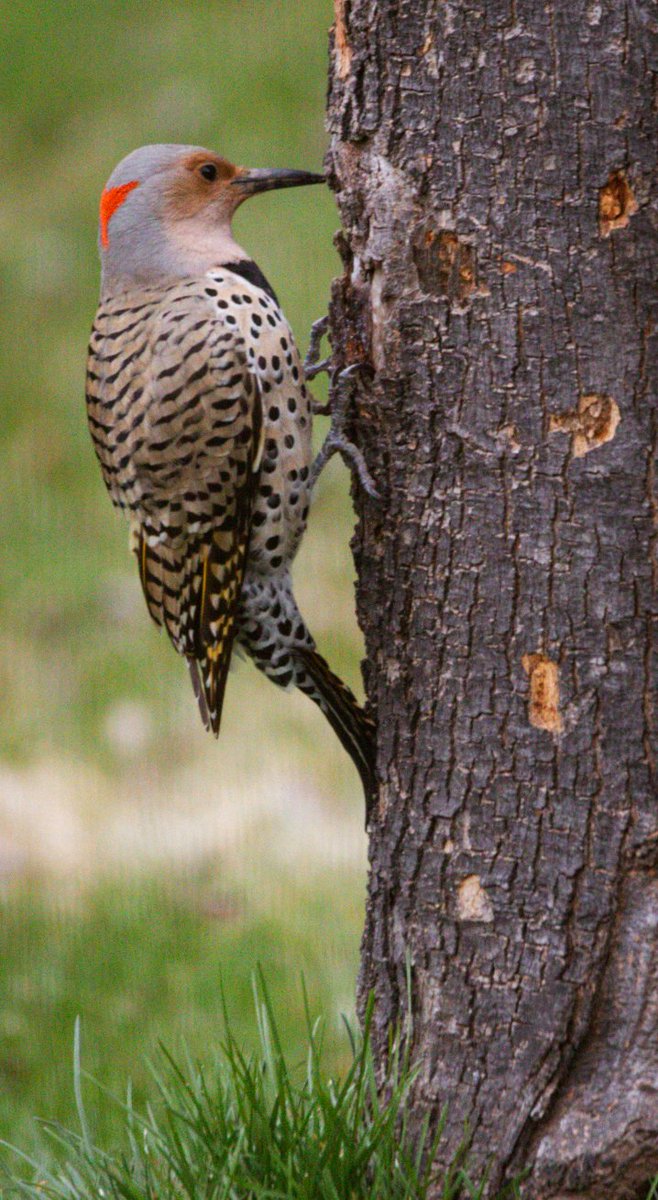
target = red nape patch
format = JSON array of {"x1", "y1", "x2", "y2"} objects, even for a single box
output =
[{"x1": 99, "y1": 180, "x2": 139, "y2": 248}]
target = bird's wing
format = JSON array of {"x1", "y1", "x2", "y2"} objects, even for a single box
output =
[{"x1": 89, "y1": 284, "x2": 264, "y2": 734}]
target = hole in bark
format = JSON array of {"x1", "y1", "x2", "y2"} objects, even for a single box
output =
[
  {"x1": 549, "y1": 393, "x2": 620, "y2": 458},
  {"x1": 413, "y1": 227, "x2": 476, "y2": 303},
  {"x1": 598, "y1": 170, "x2": 638, "y2": 236},
  {"x1": 522, "y1": 653, "x2": 563, "y2": 734}
]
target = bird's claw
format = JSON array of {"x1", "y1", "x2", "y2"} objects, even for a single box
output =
[
  {"x1": 304, "y1": 315, "x2": 331, "y2": 380},
  {"x1": 310, "y1": 362, "x2": 379, "y2": 499},
  {"x1": 310, "y1": 431, "x2": 379, "y2": 499},
  {"x1": 306, "y1": 357, "x2": 332, "y2": 381}
]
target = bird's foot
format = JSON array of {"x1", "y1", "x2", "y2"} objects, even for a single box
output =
[
  {"x1": 304, "y1": 315, "x2": 331, "y2": 380},
  {"x1": 310, "y1": 363, "x2": 379, "y2": 498}
]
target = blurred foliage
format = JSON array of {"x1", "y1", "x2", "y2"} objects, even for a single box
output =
[
  {"x1": 0, "y1": 870, "x2": 362, "y2": 1159},
  {"x1": 0, "y1": 0, "x2": 361, "y2": 771},
  {"x1": 0, "y1": 0, "x2": 368, "y2": 1162}
]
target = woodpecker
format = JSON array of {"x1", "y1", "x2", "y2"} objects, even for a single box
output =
[{"x1": 86, "y1": 144, "x2": 375, "y2": 799}]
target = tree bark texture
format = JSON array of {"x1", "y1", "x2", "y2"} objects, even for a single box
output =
[{"x1": 326, "y1": 2, "x2": 657, "y2": 1197}]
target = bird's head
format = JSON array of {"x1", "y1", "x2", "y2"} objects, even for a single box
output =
[{"x1": 98, "y1": 143, "x2": 324, "y2": 291}]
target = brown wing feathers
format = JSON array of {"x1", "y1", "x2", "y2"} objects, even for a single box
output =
[{"x1": 88, "y1": 283, "x2": 263, "y2": 735}]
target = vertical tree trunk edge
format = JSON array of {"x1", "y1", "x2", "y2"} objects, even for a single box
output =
[{"x1": 326, "y1": 2, "x2": 658, "y2": 1198}]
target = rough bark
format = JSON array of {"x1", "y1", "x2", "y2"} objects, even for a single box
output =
[{"x1": 325, "y1": 2, "x2": 658, "y2": 1197}]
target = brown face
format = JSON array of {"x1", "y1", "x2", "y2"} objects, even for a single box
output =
[
  {"x1": 160, "y1": 149, "x2": 326, "y2": 234},
  {"x1": 162, "y1": 152, "x2": 242, "y2": 222}
]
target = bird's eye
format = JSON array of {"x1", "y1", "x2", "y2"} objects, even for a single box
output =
[{"x1": 199, "y1": 163, "x2": 218, "y2": 182}]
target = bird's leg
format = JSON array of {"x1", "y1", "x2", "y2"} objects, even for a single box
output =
[
  {"x1": 310, "y1": 364, "x2": 379, "y2": 498},
  {"x1": 303, "y1": 315, "x2": 332, "y2": 381}
]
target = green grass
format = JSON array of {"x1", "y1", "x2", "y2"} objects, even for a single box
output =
[
  {"x1": 2, "y1": 981, "x2": 511, "y2": 1200},
  {"x1": 0, "y1": 872, "x2": 362, "y2": 1160},
  {"x1": 3, "y1": 950, "x2": 657, "y2": 1200}
]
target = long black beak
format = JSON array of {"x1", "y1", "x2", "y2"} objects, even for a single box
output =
[{"x1": 231, "y1": 167, "x2": 325, "y2": 196}]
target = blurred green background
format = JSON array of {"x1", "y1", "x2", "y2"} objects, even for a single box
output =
[{"x1": 0, "y1": 0, "x2": 367, "y2": 1163}]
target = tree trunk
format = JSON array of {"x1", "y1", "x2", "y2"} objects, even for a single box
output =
[{"x1": 325, "y1": 2, "x2": 658, "y2": 1197}]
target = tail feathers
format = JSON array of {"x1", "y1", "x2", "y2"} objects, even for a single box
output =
[
  {"x1": 187, "y1": 657, "x2": 210, "y2": 730},
  {"x1": 136, "y1": 529, "x2": 238, "y2": 737},
  {"x1": 296, "y1": 647, "x2": 376, "y2": 807},
  {"x1": 194, "y1": 533, "x2": 248, "y2": 735},
  {"x1": 186, "y1": 639, "x2": 235, "y2": 736},
  {"x1": 201, "y1": 633, "x2": 235, "y2": 736}
]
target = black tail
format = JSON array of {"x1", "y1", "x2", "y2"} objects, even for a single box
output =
[{"x1": 296, "y1": 647, "x2": 376, "y2": 814}]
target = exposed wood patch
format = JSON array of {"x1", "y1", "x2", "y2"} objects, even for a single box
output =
[
  {"x1": 457, "y1": 875, "x2": 494, "y2": 922},
  {"x1": 599, "y1": 170, "x2": 638, "y2": 236},
  {"x1": 522, "y1": 654, "x2": 563, "y2": 734},
  {"x1": 413, "y1": 228, "x2": 476, "y2": 303},
  {"x1": 495, "y1": 423, "x2": 521, "y2": 451},
  {"x1": 333, "y1": 0, "x2": 352, "y2": 80},
  {"x1": 549, "y1": 393, "x2": 621, "y2": 458},
  {"x1": 420, "y1": 30, "x2": 434, "y2": 55}
]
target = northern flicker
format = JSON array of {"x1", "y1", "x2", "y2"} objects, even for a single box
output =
[{"x1": 86, "y1": 144, "x2": 375, "y2": 798}]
